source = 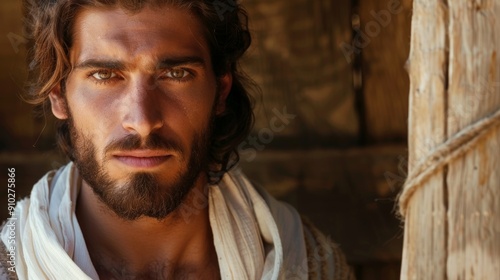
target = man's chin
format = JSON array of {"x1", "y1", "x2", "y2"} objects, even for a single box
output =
[{"x1": 90, "y1": 170, "x2": 201, "y2": 221}]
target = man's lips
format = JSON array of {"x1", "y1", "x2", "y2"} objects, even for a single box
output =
[
  {"x1": 112, "y1": 150, "x2": 173, "y2": 168},
  {"x1": 112, "y1": 149, "x2": 172, "y2": 158}
]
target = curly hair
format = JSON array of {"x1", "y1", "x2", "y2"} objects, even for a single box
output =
[{"x1": 22, "y1": 0, "x2": 255, "y2": 183}]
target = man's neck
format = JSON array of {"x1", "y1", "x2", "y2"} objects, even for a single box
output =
[{"x1": 75, "y1": 176, "x2": 220, "y2": 279}]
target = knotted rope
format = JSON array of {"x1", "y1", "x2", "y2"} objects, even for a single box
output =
[{"x1": 398, "y1": 107, "x2": 500, "y2": 218}]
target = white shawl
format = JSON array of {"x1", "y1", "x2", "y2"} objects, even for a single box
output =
[{"x1": 1, "y1": 163, "x2": 308, "y2": 279}]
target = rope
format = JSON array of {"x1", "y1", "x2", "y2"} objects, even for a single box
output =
[{"x1": 398, "y1": 107, "x2": 500, "y2": 218}]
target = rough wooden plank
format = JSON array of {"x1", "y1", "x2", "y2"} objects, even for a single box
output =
[
  {"x1": 402, "y1": 0, "x2": 500, "y2": 279},
  {"x1": 401, "y1": 0, "x2": 448, "y2": 278},
  {"x1": 446, "y1": 1, "x2": 500, "y2": 278},
  {"x1": 357, "y1": 0, "x2": 412, "y2": 143},
  {"x1": 241, "y1": 0, "x2": 358, "y2": 147}
]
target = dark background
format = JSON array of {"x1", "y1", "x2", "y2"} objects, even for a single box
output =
[{"x1": 0, "y1": 0, "x2": 412, "y2": 278}]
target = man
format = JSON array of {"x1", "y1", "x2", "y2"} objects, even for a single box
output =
[{"x1": 0, "y1": 0, "x2": 354, "y2": 279}]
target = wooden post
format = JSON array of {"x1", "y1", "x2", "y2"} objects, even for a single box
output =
[{"x1": 401, "y1": 0, "x2": 500, "y2": 279}]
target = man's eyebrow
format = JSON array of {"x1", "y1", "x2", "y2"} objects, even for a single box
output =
[
  {"x1": 157, "y1": 56, "x2": 206, "y2": 69},
  {"x1": 74, "y1": 60, "x2": 127, "y2": 71},
  {"x1": 73, "y1": 56, "x2": 206, "y2": 70}
]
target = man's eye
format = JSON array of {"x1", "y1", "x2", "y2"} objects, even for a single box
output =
[
  {"x1": 92, "y1": 70, "x2": 116, "y2": 80},
  {"x1": 166, "y1": 68, "x2": 189, "y2": 79}
]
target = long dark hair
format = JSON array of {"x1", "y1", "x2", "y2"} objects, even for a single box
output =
[{"x1": 22, "y1": 0, "x2": 255, "y2": 182}]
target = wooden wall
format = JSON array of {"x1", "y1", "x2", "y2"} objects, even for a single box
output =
[
  {"x1": 238, "y1": 0, "x2": 412, "y2": 278},
  {"x1": 0, "y1": 0, "x2": 412, "y2": 279}
]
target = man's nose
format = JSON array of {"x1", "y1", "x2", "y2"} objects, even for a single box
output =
[{"x1": 121, "y1": 78, "x2": 164, "y2": 137}]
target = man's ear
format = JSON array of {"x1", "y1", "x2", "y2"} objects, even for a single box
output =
[
  {"x1": 216, "y1": 73, "x2": 232, "y2": 115},
  {"x1": 48, "y1": 84, "x2": 69, "y2": 120}
]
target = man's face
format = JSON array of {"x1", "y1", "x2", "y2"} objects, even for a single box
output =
[{"x1": 50, "y1": 5, "x2": 230, "y2": 220}]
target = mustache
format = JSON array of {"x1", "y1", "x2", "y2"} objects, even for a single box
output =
[{"x1": 104, "y1": 133, "x2": 183, "y2": 154}]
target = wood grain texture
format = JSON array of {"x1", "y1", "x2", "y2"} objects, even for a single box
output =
[
  {"x1": 401, "y1": 0, "x2": 448, "y2": 278},
  {"x1": 446, "y1": 0, "x2": 500, "y2": 278},
  {"x1": 358, "y1": 0, "x2": 412, "y2": 143},
  {"x1": 402, "y1": 0, "x2": 500, "y2": 279},
  {"x1": 241, "y1": 0, "x2": 359, "y2": 147}
]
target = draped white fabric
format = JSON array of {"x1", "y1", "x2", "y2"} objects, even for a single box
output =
[
  {"x1": 1, "y1": 163, "x2": 308, "y2": 279},
  {"x1": 1, "y1": 163, "x2": 97, "y2": 280},
  {"x1": 209, "y1": 168, "x2": 308, "y2": 279}
]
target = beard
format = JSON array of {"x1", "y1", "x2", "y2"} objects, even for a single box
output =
[{"x1": 68, "y1": 113, "x2": 215, "y2": 221}]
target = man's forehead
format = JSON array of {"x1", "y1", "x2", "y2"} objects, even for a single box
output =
[
  {"x1": 70, "y1": 5, "x2": 210, "y2": 67},
  {"x1": 76, "y1": 5, "x2": 194, "y2": 33}
]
